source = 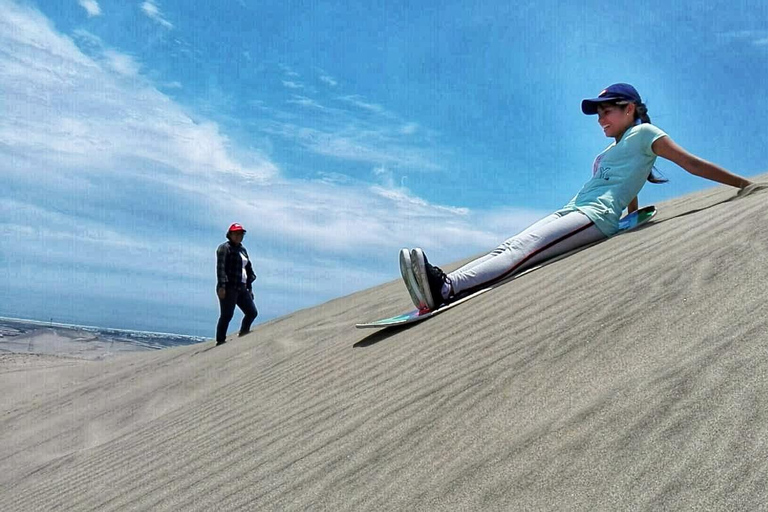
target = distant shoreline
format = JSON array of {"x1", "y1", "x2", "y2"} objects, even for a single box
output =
[
  {"x1": 0, "y1": 317, "x2": 207, "y2": 361},
  {"x1": 0, "y1": 315, "x2": 205, "y2": 340}
]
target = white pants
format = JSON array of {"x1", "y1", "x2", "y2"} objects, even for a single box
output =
[{"x1": 448, "y1": 211, "x2": 606, "y2": 296}]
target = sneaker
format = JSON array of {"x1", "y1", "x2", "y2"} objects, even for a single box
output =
[
  {"x1": 215, "y1": 340, "x2": 227, "y2": 346},
  {"x1": 399, "y1": 248, "x2": 427, "y2": 310},
  {"x1": 410, "y1": 248, "x2": 451, "y2": 311}
]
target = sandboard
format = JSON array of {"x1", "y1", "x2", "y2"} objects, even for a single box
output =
[{"x1": 356, "y1": 205, "x2": 657, "y2": 329}]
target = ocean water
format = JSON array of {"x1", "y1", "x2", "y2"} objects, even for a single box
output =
[{"x1": 0, "y1": 316, "x2": 206, "y2": 352}]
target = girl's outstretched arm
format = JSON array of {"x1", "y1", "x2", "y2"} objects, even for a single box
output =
[{"x1": 652, "y1": 136, "x2": 752, "y2": 189}]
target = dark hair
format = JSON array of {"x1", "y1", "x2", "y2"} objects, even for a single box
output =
[{"x1": 629, "y1": 101, "x2": 667, "y2": 184}]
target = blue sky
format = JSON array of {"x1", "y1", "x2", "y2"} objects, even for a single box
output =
[{"x1": 1, "y1": 0, "x2": 766, "y2": 337}]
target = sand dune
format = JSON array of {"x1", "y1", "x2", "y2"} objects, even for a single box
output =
[{"x1": 1, "y1": 176, "x2": 767, "y2": 511}]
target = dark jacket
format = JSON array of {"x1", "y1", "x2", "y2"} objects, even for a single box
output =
[{"x1": 216, "y1": 241, "x2": 256, "y2": 289}]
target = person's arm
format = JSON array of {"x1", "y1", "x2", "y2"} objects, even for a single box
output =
[
  {"x1": 243, "y1": 248, "x2": 256, "y2": 288},
  {"x1": 627, "y1": 196, "x2": 638, "y2": 214},
  {"x1": 216, "y1": 244, "x2": 228, "y2": 299},
  {"x1": 652, "y1": 136, "x2": 752, "y2": 189}
]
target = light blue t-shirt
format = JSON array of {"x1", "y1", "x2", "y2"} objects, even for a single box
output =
[{"x1": 559, "y1": 123, "x2": 667, "y2": 236}]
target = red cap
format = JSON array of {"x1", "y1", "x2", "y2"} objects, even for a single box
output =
[{"x1": 227, "y1": 223, "x2": 246, "y2": 233}]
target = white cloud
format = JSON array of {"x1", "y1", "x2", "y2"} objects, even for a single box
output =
[
  {"x1": 718, "y1": 30, "x2": 768, "y2": 47},
  {"x1": 372, "y1": 166, "x2": 395, "y2": 188},
  {"x1": 340, "y1": 95, "x2": 387, "y2": 115},
  {"x1": 72, "y1": 28, "x2": 102, "y2": 49},
  {"x1": 320, "y1": 74, "x2": 337, "y2": 87},
  {"x1": 286, "y1": 95, "x2": 326, "y2": 110},
  {"x1": 262, "y1": 122, "x2": 442, "y2": 170},
  {"x1": 0, "y1": 199, "x2": 149, "y2": 251},
  {"x1": 261, "y1": 78, "x2": 441, "y2": 178},
  {"x1": 282, "y1": 80, "x2": 303, "y2": 89},
  {"x1": 104, "y1": 49, "x2": 141, "y2": 76},
  {"x1": 78, "y1": 0, "x2": 101, "y2": 17},
  {"x1": 279, "y1": 64, "x2": 300, "y2": 77},
  {"x1": 141, "y1": 0, "x2": 173, "y2": 29},
  {"x1": 0, "y1": 5, "x2": 276, "y2": 180}
]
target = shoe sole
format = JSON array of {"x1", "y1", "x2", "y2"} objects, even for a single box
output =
[
  {"x1": 399, "y1": 249, "x2": 426, "y2": 309},
  {"x1": 410, "y1": 248, "x2": 436, "y2": 311}
]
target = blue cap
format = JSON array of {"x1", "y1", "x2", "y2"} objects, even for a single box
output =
[{"x1": 581, "y1": 83, "x2": 641, "y2": 115}]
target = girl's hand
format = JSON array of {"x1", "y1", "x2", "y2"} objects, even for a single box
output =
[
  {"x1": 217, "y1": 287, "x2": 226, "y2": 300},
  {"x1": 737, "y1": 182, "x2": 768, "y2": 198}
]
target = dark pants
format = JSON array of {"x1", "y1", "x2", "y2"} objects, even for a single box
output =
[{"x1": 216, "y1": 284, "x2": 258, "y2": 343}]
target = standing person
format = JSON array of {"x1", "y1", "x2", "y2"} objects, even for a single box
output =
[
  {"x1": 402, "y1": 83, "x2": 753, "y2": 312},
  {"x1": 215, "y1": 223, "x2": 258, "y2": 345}
]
